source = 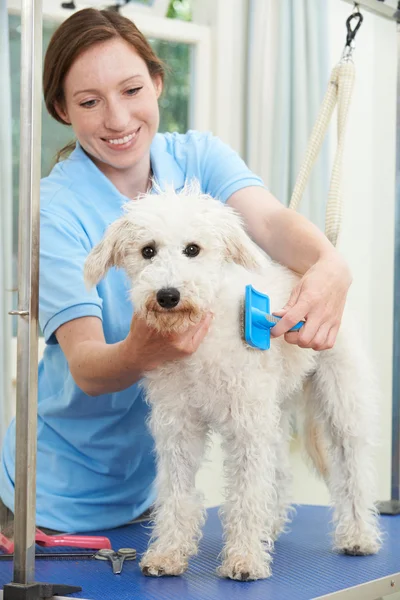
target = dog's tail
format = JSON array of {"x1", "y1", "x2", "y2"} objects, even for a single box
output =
[{"x1": 301, "y1": 377, "x2": 329, "y2": 480}]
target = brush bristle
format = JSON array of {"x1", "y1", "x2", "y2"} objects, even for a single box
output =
[
  {"x1": 239, "y1": 297, "x2": 278, "y2": 345},
  {"x1": 239, "y1": 297, "x2": 246, "y2": 340}
]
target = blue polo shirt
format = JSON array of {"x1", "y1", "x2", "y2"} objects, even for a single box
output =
[{"x1": 0, "y1": 130, "x2": 264, "y2": 532}]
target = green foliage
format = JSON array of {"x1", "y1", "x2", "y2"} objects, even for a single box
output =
[
  {"x1": 167, "y1": 0, "x2": 192, "y2": 21},
  {"x1": 151, "y1": 39, "x2": 190, "y2": 134}
]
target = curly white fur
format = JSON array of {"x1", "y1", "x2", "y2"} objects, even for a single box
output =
[{"x1": 84, "y1": 182, "x2": 381, "y2": 581}]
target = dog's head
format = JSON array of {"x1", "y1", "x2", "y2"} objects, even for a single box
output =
[{"x1": 84, "y1": 182, "x2": 264, "y2": 334}]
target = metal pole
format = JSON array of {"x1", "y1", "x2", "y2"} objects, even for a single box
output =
[
  {"x1": 390, "y1": 21, "x2": 400, "y2": 505},
  {"x1": 9, "y1": 0, "x2": 42, "y2": 584},
  {"x1": 0, "y1": 0, "x2": 14, "y2": 448},
  {"x1": 377, "y1": 19, "x2": 400, "y2": 515}
]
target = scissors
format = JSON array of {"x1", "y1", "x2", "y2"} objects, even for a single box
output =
[{"x1": 94, "y1": 547, "x2": 137, "y2": 574}]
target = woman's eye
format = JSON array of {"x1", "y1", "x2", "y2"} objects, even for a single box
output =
[
  {"x1": 80, "y1": 99, "x2": 97, "y2": 108},
  {"x1": 183, "y1": 244, "x2": 200, "y2": 258},
  {"x1": 126, "y1": 87, "x2": 143, "y2": 96},
  {"x1": 142, "y1": 245, "x2": 156, "y2": 259}
]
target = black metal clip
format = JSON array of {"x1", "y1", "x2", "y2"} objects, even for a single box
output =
[
  {"x1": 345, "y1": 6, "x2": 364, "y2": 48},
  {"x1": 341, "y1": 5, "x2": 364, "y2": 62},
  {"x1": 106, "y1": 0, "x2": 130, "y2": 12}
]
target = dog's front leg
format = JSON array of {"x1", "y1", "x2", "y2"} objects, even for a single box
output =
[
  {"x1": 140, "y1": 402, "x2": 208, "y2": 577},
  {"x1": 218, "y1": 397, "x2": 281, "y2": 581}
]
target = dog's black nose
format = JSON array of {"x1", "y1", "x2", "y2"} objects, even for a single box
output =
[{"x1": 156, "y1": 287, "x2": 180, "y2": 309}]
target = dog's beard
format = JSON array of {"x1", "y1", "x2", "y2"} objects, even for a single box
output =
[{"x1": 144, "y1": 296, "x2": 204, "y2": 334}]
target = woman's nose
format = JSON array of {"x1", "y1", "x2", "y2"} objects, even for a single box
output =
[{"x1": 103, "y1": 99, "x2": 131, "y2": 132}]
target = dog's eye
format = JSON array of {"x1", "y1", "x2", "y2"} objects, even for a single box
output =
[
  {"x1": 183, "y1": 244, "x2": 200, "y2": 258},
  {"x1": 141, "y1": 245, "x2": 156, "y2": 259}
]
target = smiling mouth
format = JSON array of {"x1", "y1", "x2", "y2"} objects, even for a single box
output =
[{"x1": 101, "y1": 127, "x2": 140, "y2": 146}]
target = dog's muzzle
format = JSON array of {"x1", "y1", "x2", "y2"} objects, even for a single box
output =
[{"x1": 156, "y1": 287, "x2": 181, "y2": 309}]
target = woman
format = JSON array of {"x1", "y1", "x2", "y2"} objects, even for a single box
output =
[{"x1": 0, "y1": 8, "x2": 351, "y2": 533}]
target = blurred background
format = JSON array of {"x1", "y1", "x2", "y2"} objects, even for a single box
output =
[{"x1": 0, "y1": 0, "x2": 398, "y2": 509}]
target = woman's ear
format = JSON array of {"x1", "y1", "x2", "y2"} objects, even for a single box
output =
[
  {"x1": 153, "y1": 75, "x2": 163, "y2": 99},
  {"x1": 54, "y1": 101, "x2": 71, "y2": 125}
]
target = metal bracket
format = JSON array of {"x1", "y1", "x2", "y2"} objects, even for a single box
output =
[
  {"x1": 3, "y1": 582, "x2": 82, "y2": 600},
  {"x1": 377, "y1": 500, "x2": 400, "y2": 515}
]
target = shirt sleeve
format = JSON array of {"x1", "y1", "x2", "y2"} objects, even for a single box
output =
[
  {"x1": 200, "y1": 133, "x2": 266, "y2": 202},
  {"x1": 39, "y1": 208, "x2": 103, "y2": 345}
]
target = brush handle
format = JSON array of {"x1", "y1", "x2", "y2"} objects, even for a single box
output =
[
  {"x1": 283, "y1": 317, "x2": 304, "y2": 332},
  {"x1": 251, "y1": 308, "x2": 303, "y2": 331}
]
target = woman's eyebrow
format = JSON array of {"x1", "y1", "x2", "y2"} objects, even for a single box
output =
[{"x1": 73, "y1": 75, "x2": 143, "y2": 97}]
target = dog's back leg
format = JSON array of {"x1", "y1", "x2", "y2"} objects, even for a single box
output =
[
  {"x1": 140, "y1": 400, "x2": 209, "y2": 577},
  {"x1": 309, "y1": 340, "x2": 381, "y2": 556}
]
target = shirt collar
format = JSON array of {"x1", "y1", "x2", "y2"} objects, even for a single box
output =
[
  {"x1": 150, "y1": 134, "x2": 186, "y2": 192},
  {"x1": 60, "y1": 136, "x2": 186, "y2": 200}
]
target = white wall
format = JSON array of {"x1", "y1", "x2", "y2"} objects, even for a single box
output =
[{"x1": 197, "y1": 1, "x2": 398, "y2": 508}]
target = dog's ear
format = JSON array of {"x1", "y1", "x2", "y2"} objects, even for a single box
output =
[
  {"x1": 84, "y1": 217, "x2": 135, "y2": 288},
  {"x1": 221, "y1": 210, "x2": 264, "y2": 271}
]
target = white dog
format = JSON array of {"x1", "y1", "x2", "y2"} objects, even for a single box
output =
[{"x1": 84, "y1": 182, "x2": 381, "y2": 581}]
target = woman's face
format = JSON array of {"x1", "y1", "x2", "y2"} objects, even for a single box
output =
[{"x1": 58, "y1": 38, "x2": 162, "y2": 173}]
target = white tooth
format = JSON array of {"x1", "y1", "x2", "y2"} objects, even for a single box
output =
[{"x1": 107, "y1": 133, "x2": 136, "y2": 145}]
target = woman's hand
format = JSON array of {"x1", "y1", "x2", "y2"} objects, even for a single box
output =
[
  {"x1": 270, "y1": 253, "x2": 352, "y2": 351},
  {"x1": 56, "y1": 312, "x2": 212, "y2": 397},
  {"x1": 123, "y1": 312, "x2": 213, "y2": 372},
  {"x1": 227, "y1": 188, "x2": 354, "y2": 352}
]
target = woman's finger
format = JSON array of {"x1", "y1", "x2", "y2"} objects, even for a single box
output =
[
  {"x1": 306, "y1": 322, "x2": 331, "y2": 351},
  {"x1": 323, "y1": 326, "x2": 339, "y2": 350},
  {"x1": 271, "y1": 299, "x2": 309, "y2": 338},
  {"x1": 296, "y1": 318, "x2": 326, "y2": 349}
]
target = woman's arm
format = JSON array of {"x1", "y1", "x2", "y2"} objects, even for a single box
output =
[
  {"x1": 56, "y1": 313, "x2": 212, "y2": 397},
  {"x1": 56, "y1": 317, "x2": 141, "y2": 396},
  {"x1": 227, "y1": 186, "x2": 352, "y2": 350}
]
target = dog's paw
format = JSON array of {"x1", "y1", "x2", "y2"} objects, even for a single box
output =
[
  {"x1": 140, "y1": 550, "x2": 188, "y2": 577},
  {"x1": 338, "y1": 538, "x2": 381, "y2": 556},
  {"x1": 218, "y1": 555, "x2": 272, "y2": 581},
  {"x1": 334, "y1": 526, "x2": 382, "y2": 556},
  {"x1": 343, "y1": 544, "x2": 375, "y2": 556}
]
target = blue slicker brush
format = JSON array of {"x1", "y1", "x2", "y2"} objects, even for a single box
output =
[{"x1": 244, "y1": 284, "x2": 304, "y2": 350}]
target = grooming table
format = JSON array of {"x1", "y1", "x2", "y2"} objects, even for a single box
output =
[{"x1": 1, "y1": 505, "x2": 400, "y2": 600}]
